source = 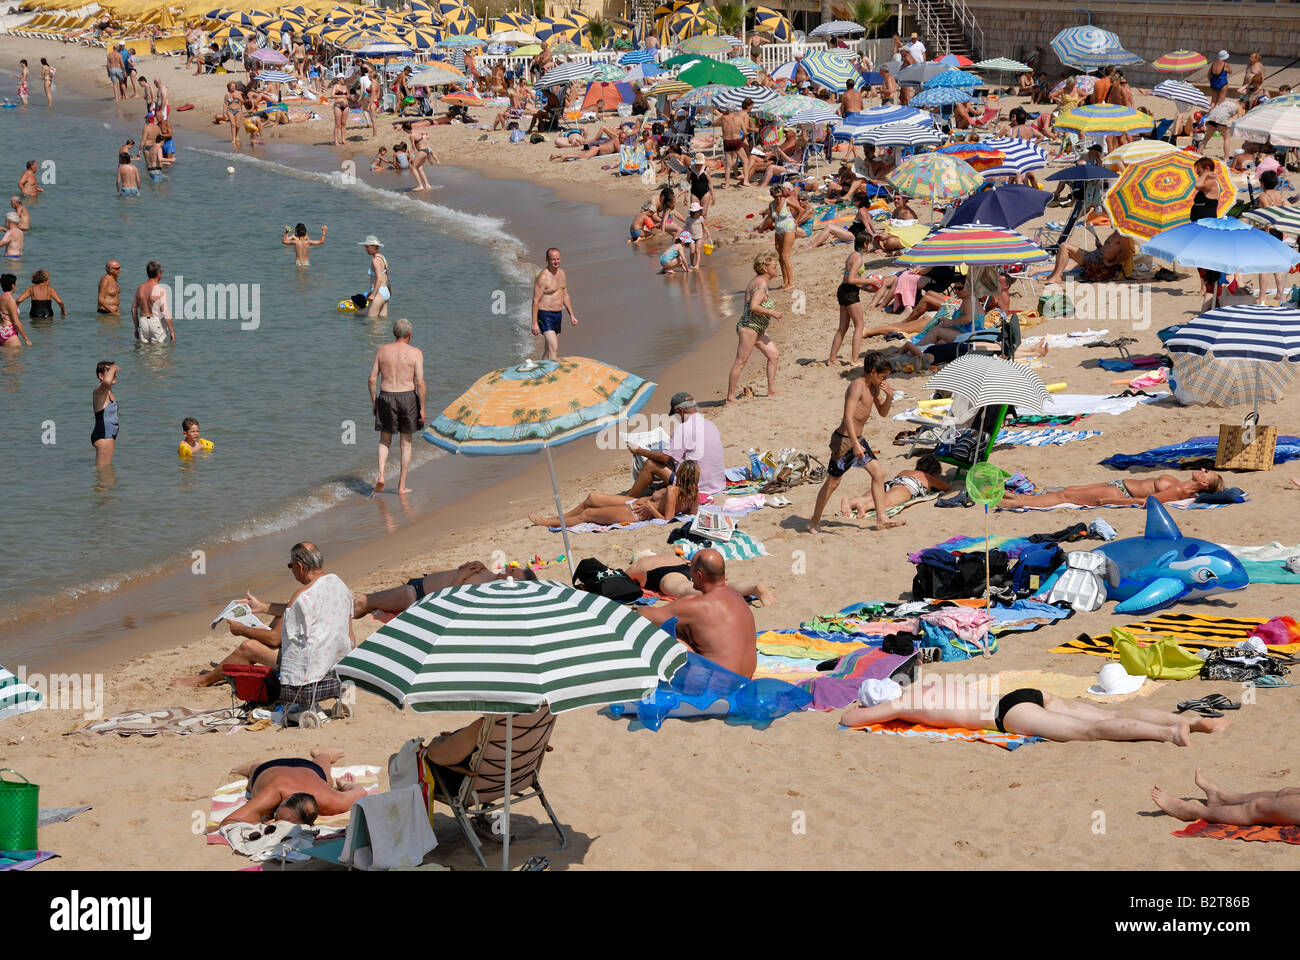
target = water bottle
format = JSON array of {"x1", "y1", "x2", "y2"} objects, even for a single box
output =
[{"x1": 747, "y1": 448, "x2": 764, "y2": 480}]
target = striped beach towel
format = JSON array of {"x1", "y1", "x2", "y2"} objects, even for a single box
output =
[
  {"x1": 675, "y1": 530, "x2": 769, "y2": 560},
  {"x1": 0, "y1": 665, "x2": 42, "y2": 722},
  {"x1": 995, "y1": 428, "x2": 1103, "y2": 446},
  {"x1": 843, "y1": 490, "x2": 939, "y2": 522},
  {"x1": 205, "y1": 764, "x2": 381, "y2": 839},
  {"x1": 845, "y1": 720, "x2": 1042, "y2": 751},
  {"x1": 1051, "y1": 613, "x2": 1300, "y2": 656}
]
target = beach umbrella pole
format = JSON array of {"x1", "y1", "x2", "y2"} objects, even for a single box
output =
[
  {"x1": 543, "y1": 445, "x2": 576, "y2": 581},
  {"x1": 502, "y1": 712, "x2": 512, "y2": 871}
]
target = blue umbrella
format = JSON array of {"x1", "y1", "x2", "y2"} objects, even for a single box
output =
[
  {"x1": 1044, "y1": 163, "x2": 1118, "y2": 183},
  {"x1": 909, "y1": 86, "x2": 972, "y2": 107},
  {"x1": 837, "y1": 104, "x2": 932, "y2": 133},
  {"x1": 947, "y1": 183, "x2": 1049, "y2": 229},
  {"x1": 1141, "y1": 217, "x2": 1300, "y2": 275},
  {"x1": 620, "y1": 48, "x2": 656, "y2": 65},
  {"x1": 855, "y1": 70, "x2": 883, "y2": 87},
  {"x1": 923, "y1": 69, "x2": 981, "y2": 89}
]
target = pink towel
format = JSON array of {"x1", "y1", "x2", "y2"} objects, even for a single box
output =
[{"x1": 893, "y1": 270, "x2": 921, "y2": 310}]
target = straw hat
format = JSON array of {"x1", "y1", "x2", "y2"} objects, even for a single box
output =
[
  {"x1": 357, "y1": 235, "x2": 384, "y2": 247},
  {"x1": 691, "y1": 152, "x2": 706, "y2": 166}
]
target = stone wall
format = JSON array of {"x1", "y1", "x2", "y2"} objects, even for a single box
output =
[{"x1": 960, "y1": 0, "x2": 1300, "y2": 87}]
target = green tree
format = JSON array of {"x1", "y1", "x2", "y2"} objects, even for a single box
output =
[
  {"x1": 587, "y1": 17, "x2": 612, "y2": 49},
  {"x1": 844, "y1": 0, "x2": 888, "y2": 40},
  {"x1": 713, "y1": 2, "x2": 747, "y2": 36}
]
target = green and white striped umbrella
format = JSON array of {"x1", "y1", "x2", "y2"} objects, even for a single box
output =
[
  {"x1": 0, "y1": 664, "x2": 41, "y2": 722},
  {"x1": 336, "y1": 578, "x2": 688, "y2": 715},
  {"x1": 1242, "y1": 204, "x2": 1300, "y2": 235}
]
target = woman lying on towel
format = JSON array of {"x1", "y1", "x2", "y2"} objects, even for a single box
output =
[
  {"x1": 842, "y1": 678, "x2": 1231, "y2": 745},
  {"x1": 529, "y1": 460, "x2": 700, "y2": 528},
  {"x1": 999, "y1": 469, "x2": 1224, "y2": 508},
  {"x1": 1152, "y1": 770, "x2": 1300, "y2": 826},
  {"x1": 840, "y1": 455, "x2": 952, "y2": 518}
]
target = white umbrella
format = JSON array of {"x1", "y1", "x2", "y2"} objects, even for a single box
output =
[{"x1": 925, "y1": 353, "x2": 1052, "y2": 412}]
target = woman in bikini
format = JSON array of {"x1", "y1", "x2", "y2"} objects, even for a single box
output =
[
  {"x1": 726, "y1": 252, "x2": 782, "y2": 403},
  {"x1": 840, "y1": 455, "x2": 952, "y2": 518},
  {"x1": 410, "y1": 127, "x2": 437, "y2": 192},
  {"x1": 330, "y1": 77, "x2": 349, "y2": 146},
  {"x1": 998, "y1": 470, "x2": 1224, "y2": 508},
  {"x1": 362, "y1": 238, "x2": 389, "y2": 319},
  {"x1": 40, "y1": 58, "x2": 54, "y2": 107},
  {"x1": 529, "y1": 460, "x2": 700, "y2": 528},
  {"x1": 224, "y1": 81, "x2": 244, "y2": 148}
]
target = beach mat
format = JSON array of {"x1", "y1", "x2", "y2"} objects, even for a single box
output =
[
  {"x1": 1172, "y1": 820, "x2": 1300, "y2": 844},
  {"x1": 751, "y1": 654, "x2": 824, "y2": 683},
  {"x1": 846, "y1": 719, "x2": 1042, "y2": 751},
  {"x1": 69, "y1": 706, "x2": 244, "y2": 736},
  {"x1": 1051, "y1": 613, "x2": 1300, "y2": 657},
  {"x1": 675, "y1": 530, "x2": 769, "y2": 560},
  {"x1": 799, "y1": 648, "x2": 917, "y2": 710},
  {"x1": 756, "y1": 630, "x2": 876, "y2": 659},
  {"x1": 38, "y1": 806, "x2": 91, "y2": 828},
  {"x1": 995, "y1": 428, "x2": 1103, "y2": 447},
  {"x1": 205, "y1": 764, "x2": 381, "y2": 840},
  {"x1": 547, "y1": 513, "x2": 692, "y2": 534},
  {"x1": 1102, "y1": 435, "x2": 1300, "y2": 469},
  {"x1": 842, "y1": 490, "x2": 938, "y2": 523},
  {"x1": 0, "y1": 850, "x2": 59, "y2": 871}
]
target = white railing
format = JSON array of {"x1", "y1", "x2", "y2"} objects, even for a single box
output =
[
  {"x1": 943, "y1": 0, "x2": 985, "y2": 60},
  {"x1": 756, "y1": 40, "x2": 828, "y2": 70}
]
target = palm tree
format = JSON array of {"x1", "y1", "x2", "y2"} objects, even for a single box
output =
[
  {"x1": 714, "y1": 1, "x2": 747, "y2": 37},
  {"x1": 844, "y1": 0, "x2": 888, "y2": 40},
  {"x1": 587, "y1": 16, "x2": 612, "y2": 50}
]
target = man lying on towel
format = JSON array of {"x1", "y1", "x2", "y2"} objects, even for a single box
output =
[
  {"x1": 628, "y1": 552, "x2": 776, "y2": 607},
  {"x1": 637, "y1": 549, "x2": 758, "y2": 678},
  {"x1": 222, "y1": 748, "x2": 366, "y2": 826},
  {"x1": 1152, "y1": 770, "x2": 1300, "y2": 826},
  {"x1": 841, "y1": 678, "x2": 1231, "y2": 746},
  {"x1": 999, "y1": 469, "x2": 1224, "y2": 508},
  {"x1": 840, "y1": 455, "x2": 951, "y2": 519},
  {"x1": 353, "y1": 561, "x2": 536, "y2": 618}
]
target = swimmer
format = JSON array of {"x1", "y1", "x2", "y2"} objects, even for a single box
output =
[
  {"x1": 8, "y1": 196, "x2": 29, "y2": 230},
  {"x1": 282, "y1": 222, "x2": 327, "y2": 266},
  {"x1": 17, "y1": 161, "x2": 41, "y2": 198},
  {"x1": 15, "y1": 268, "x2": 65, "y2": 319},
  {"x1": 131, "y1": 260, "x2": 175, "y2": 343},
  {"x1": 0, "y1": 273, "x2": 33, "y2": 346},
  {"x1": 117, "y1": 151, "x2": 141, "y2": 197},
  {"x1": 144, "y1": 140, "x2": 164, "y2": 183},
  {"x1": 178, "y1": 417, "x2": 214, "y2": 457},
  {"x1": 1, "y1": 213, "x2": 22, "y2": 258},
  {"x1": 97, "y1": 261, "x2": 121, "y2": 314},
  {"x1": 92, "y1": 360, "x2": 119, "y2": 466}
]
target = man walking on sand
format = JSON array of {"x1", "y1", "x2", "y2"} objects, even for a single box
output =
[
  {"x1": 368, "y1": 317, "x2": 426, "y2": 494},
  {"x1": 808, "y1": 351, "x2": 904, "y2": 533},
  {"x1": 531, "y1": 247, "x2": 578, "y2": 361}
]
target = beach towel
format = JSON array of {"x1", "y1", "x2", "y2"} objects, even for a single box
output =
[
  {"x1": 1172, "y1": 820, "x2": 1300, "y2": 844},
  {"x1": 1052, "y1": 613, "x2": 1300, "y2": 657},
  {"x1": 1040, "y1": 393, "x2": 1149, "y2": 417},
  {"x1": 798, "y1": 647, "x2": 917, "y2": 710},
  {"x1": 751, "y1": 654, "x2": 824, "y2": 683},
  {"x1": 38, "y1": 806, "x2": 91, "y2": 827},
  {"x1": 0, "y1": 850, "x2": 58, "y2": 871},
  {"x1": 0, "y1": 664, "x2": 42, "y2": 722},
  {"x1": 1222, "y1": 543, "x2": 1300, "y2": 584},
  {"x1": 1001, "y1": 494, "x2": 1243, "y2": 512},
  {"x1": 1023, "y1": 328, "x2": 1111, "y2": 350},
  {"x1": 547, "y1": 513, "x2": 693, "y2": 534},
  {"x1": 71, "y1": 706, "x2": 244, "y2": 736},
  {"x1": 205, "y1": 764, "x2": 382, "y2": 839},
  {"x1": 675, "y1": 530, "x2": 769, "y2": 560},
  {"x1": 995, "y1": 428, "x2": 1103, "y2": 447},
  {"x1": 846, "y1": 719, "x2": 1043, "y2": 751},
  {"x1": 755, "y1": 629, "x2": 874, "y2": 659},
  {"x1": 841, "y1": 490, "x2": 939, "y2": 522},
  {"x1": 1102, "y1": 435, "x2": 1300, "y2": 469}
]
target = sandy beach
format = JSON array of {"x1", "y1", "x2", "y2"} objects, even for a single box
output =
[{"x1": 3, "y1": 32, "x2": 1300, "y2": 873}]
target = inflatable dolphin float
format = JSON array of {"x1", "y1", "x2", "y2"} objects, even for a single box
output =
[{"x1": 1091, "y1": 497, "x2": 1249, "y2": 614}]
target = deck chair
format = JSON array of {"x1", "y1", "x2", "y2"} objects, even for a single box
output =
[
  {"x1": 954, "y1": 311, "x2": 1022, "y2": 359},
  {"x1": 970, "y1": 102, "x2": 1000, "y2": 129},
  {"x1": 663, "y1": 154, "x2": 690, "y2": 190},
  {"x1": 934, "y1": 402, "x2": 1013, "y2": 472},
  {"x1": 423, "y1": 705, "x2": 566, "y2": 870},
  {"x1": 1152, "y1": 117, "x2": 1173, "y2": 143}
]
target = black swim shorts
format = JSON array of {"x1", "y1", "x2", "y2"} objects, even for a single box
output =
[
  {"x1": 827, "y1": 429, "x2": 876, "y2": 478},
  {"x1": 994, "y1": 687, "x2": 1044, "y2": 733},
  {"x1": 836, "y1": 281, "x2": 861, "y2": 306},
  {"x1": 375, "y1": 390, "x2": 421, "y2": 434}
]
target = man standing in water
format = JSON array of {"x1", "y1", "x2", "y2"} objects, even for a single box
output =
[
  {"x1": 530, "y1": 247, "x2": 578, "y2": 361},
  {"x1": 18, "y1": 161, "x2": 41, "y2": 198},
  {"x1": 97, "y1": 261, "x2": 121, "y2": 314},
  {"x1": 9, "y1": 196, "x2": 30, "y2": 230},
  {"x1": 368, "y1": 318, "x2": 426, "y2": 495},
  {"x1": 131, "y1": 260, "x2": 176, "y2": 343},
  {"x1": 282, "y1": 223, "x2": 327, "y2": 266}
]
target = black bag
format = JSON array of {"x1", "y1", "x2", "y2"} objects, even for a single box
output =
[
  {"x1": 911, "y1": 550, "x2": 1009, "y2": 600},
  {"x1": 572, "y1": 558, "x2": 643, "y2": 604},
  {"x1": 529, "y1": 132, "x2": 546, "y2": 144},
  {"x1": 1200, "y1": 648, "x2": 1291, "y2": 683}
]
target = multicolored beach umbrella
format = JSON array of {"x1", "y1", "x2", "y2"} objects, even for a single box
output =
[
  {"x1": 909, "y1": 85, "x2": 972, "y2": 107},
  {"x1": 256, "y1": 69, "x2": 296, "y2": 83},
  {"x1": 1101, "y1": 138, "x2": 1181, "y2": 170},
  {"x1": 751, "y1": 5, "x2": 792, "y2": 41},
  {"x1": 678, "y1": 34, "x2": 730, "y2": 55},
  {"x1": 800, "y1": 49, "x2": 859, "y2": 93},
  {"x1": 1104, "y1": 153, "x2": 1233, "y2": 240},
  {"x1": 1153, "y1": 79, "x2": 1209, "y2": 109},
  {"x1": 751, "y1": 93, "x2": 828, "y2": 122},
  {"x1": 897, "y1": 223, "x2": 1049, "y2": 266},
  {"x1": 648, "y1": 77, "x2": 691, "y2": 96},
  {"x1": 1241, "y1": 204, "x2": 1300, "y2": 235},
  {"x1": 440, "y1": 90, "x2": 486, "y2": 107},
  {"x1": 1233, "y1": 99, "x2": 1300, "y2": 148},
  {"x1": 1050, "y1": 74, "x2": 1096, "y2": 97},
  {"x1": 590, "y1": 62, "x2": 628, "y2": 81},
  {"x1": 888, "y1": 154, "x2": 984, "y2": 203},
  {"x1": 713, "y1": 84, "x2": 777, "y2": 110},
  {"x1": 1050, "y1": 25, "x2": 1141, "y2": 69},
  {"x1": 936, "y1": 143, "x2": 1006, "y2": 173},
  {"x1": 1055, "y1": 103, "x2": 1154, "y2": 136},
  {"x1": 676, "y1": 84, "x2": 729, "y2": 109},
  {"x1": 1153, "y1": 50, "x2": 1208, "y2": 73},
  {"x1": 492, "y1": 11, "x2": 533, "y2": 30}
]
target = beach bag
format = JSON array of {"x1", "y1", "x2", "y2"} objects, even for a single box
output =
[
  {"x1": 693, "y1": 505, "x2": 736, "y2": 543},
  {"x1": 618, "y1": 144, "x2": 647, "y2": 175},
  {"x1": 1038, "y1": 290, "x2": 1075, "y2": 318},
  {"x1": 0, "y1": 769, "x2": 38, "y2": 852},
  {"x1": 509, "y1": 129, "x2": 525, "y2": 142},
  {"x1": 911, "y1": 548, "x2": 1009, "y2": 600},
  {"x1": 1009, "y1": 541, "x2": 1064, "y2": 595},
  {"x1": 1114, "y1": 630, "x2": 1204, "y2": 680},
  {"x1": 224, "y1": 664, "x2": 281, "y2": 704},
  {"x1": 1200, "y1": 648, "x2": 1292, "y2": 683},
  {"x1": 572, "y1": 558, "x2": 642, "y2": 604},
  {"x1": 529, "y1": 133, "x2": 545, "y2": 144}
]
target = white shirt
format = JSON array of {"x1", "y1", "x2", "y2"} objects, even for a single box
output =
[
  {"x1": 279, "y1": 573, "x2": 353, "y2": 686},
  {"x1": 666, "y1": 412, "x2": 725, "y2": 496},
  {"x1": 908, "y1": 40, "x2": 926, "y2": 62}
]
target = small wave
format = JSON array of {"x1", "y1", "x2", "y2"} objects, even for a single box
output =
[{"x1": 186, "y1": 147, "x2": 535, "y2": 286}]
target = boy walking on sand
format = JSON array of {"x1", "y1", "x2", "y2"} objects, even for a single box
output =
[{"x1": 808, "y1": 351, "x2": 903, "y2": 533}]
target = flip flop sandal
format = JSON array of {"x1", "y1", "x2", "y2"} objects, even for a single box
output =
[{"x1": 1200, "y1": 693, "x2": 1241, "y2": 711}]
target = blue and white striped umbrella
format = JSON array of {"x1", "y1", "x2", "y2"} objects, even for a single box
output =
[
  {"x1": 838, "y1": 104, "x2": 932, "y2": 131},
  {"x1": 909, "y1": 85, "x2": 972, "y2": 107},
  {"x1": 800, "y1": 49, "x2": 859, "y2": 93},
  {"x1": 809, "y1": 19, "x2": 865, "y2": 37},
  {"x1": 1153, "y1": 78, "x2": 1209, "y2": 109},
  {"x1": 922, "y1": 69, "x2": 981, "y2": 89},
  {"x1": 787, "y1": 106, "x2": 842, "y2": 126},
  {"x1": 256, "y1": 70, "x2": 296, "y2": 83},
  {"x1": 620, "y1": 48, "x2": 657, "y2": 65},
  {"x1": 539, "y1": 61, "x2": 597, "y2": 88},
  {"x1": 713, "y1": 84, "x2": 777, "y2": 110},
  {"x1": 979, "y1": 136, "x2": 1047, "y2": 176},
  {"x1": 770, "y1": 60, "x2": 799, "y2": 82},
  {"x1": 1166, "y1": 303, "x2": 1300, "y2": 362},
  {"x1": 844, "y1": 121, "x2": 944, "y2": 146},
  {"x1": 718, "y1": 34, "x2": 744, "y2": 46},
  {"x1": 1050, "y1": 25, "x2": 1142, "y2": 70}
]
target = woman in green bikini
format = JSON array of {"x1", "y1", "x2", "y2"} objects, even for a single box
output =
[{"x1": 726, "y1": 252, "x2": 782, "y2": 404}]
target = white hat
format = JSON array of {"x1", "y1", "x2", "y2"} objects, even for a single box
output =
[
  {"x1": 689, "y1": 200, "x2": 703, "y2": 212},
  {"x1": 858, "y1": 677, "x2": 902, "y2": 707},
  {"x1": 677, "y1": 231, "x2": 694, "y2": 243},
  {"x1": 357, "y1": 235, "x2": 384, "y2": 247},
  {"x1": 1088, "y1": 661, "x2": 1146, "y2": 696},
  {"x1": 691, "y1": 152, "x2": 706, "y2": 165},
  {"x1": 1217, "y1": 50, "x2": 1230, "y2": 61}
]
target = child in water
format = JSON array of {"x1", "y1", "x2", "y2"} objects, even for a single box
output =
[
  {"x1": 369, "y1": 146, "x2": 389, "y2": 171},
  {"x1": 179, "y1": 417, "x2": 214, "y2": 457}
]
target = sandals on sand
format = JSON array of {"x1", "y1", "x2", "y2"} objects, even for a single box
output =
[{"x1": 1176, "y1": 693, "x2": 1242, "y2": 717}]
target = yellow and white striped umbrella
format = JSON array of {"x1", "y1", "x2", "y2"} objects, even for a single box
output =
[{"x1": 1102, "y1": 138, "x2": 1182, "y2": 170}]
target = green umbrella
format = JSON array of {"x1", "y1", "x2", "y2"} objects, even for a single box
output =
[
  {"x1": 678, "y1": 58, "x2": 746, "y2": 88},
  {"x1": 590, "y1": 62, "x2": 627, "y2": 81},
  {"x1": 660, "y1": 53, "x2": 702, "y2": 70}
]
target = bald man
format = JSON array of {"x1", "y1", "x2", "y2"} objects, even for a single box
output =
[
  {"x1": 628, "y1": 552, "x2": 775, "y2": 608},
  {"x1": 97, "y1": 261, "x2": 121, "y2": 314},
  {"x1": 221, "y1": 747, "x2": 366, "y2": 826},
  {"x1": 638, "y1": 548, "x2": 758, "y2": 678}
]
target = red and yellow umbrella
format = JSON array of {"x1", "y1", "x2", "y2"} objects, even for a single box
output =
[
  {"x1": 1104, "y1": 153, "x2": 1234, "y2": 240},
  {"x1": 936, "y1": 144, "x2": 1006, "y2": 173},
  {"x1": 441, "y1": 90, "x2": 486, "y2": 107},
  {"x1": 1153, "y1": 50, "x2": 1208, "y2": 73}
]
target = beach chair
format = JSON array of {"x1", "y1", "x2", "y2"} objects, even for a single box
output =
[
  {"x1": 423, "y1": 705, "x2": 566, "y2": 870},
  {"x1": 970, "y1": 102, "x2": 1000, "y2": 129},
  {"x1": 1152, "y1": 117, "x2": 1173, "y2": 143},
  {"x1": 953, "y1": 311, "x2": 1022, "y2": 360}
]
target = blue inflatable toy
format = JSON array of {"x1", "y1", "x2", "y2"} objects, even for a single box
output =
[{"x1": 1091, "y1": 496, "x2": 1249, "y2": 614}]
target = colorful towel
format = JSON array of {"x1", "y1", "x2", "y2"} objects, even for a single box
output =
[
  {"x1": 846, "y1": 719, "x2": 1042, "y2": 751},
  {"x1": 71, "y1": 706, "x2": 244, "y2": 736},
  {"x1": 1222, "y1": 543, "x2": 1300, "y2": 584},
  {"x1": 1102, "y1": 435, "x2": 1300, "y2": 469},
  {"x1": 752, "y1": 654, "x2": 824, "y2": 683},
  {"x1": 0, "y1": 850, "x2": 58, "y2": 871},
  {"x1": 799, "y1": 648, "x2": 915, "y2": 710},
  {"x1": 995, "y1": 428, "x2": 1103, "y2": 446},
  {"x1": 547, "y1": 513, "x2": 692, "y2": 534},
  {"x1": 1172, "y1": 820, "x2": 1300, "y2": 844},
  {"x1": 205, "y1": 764, "x2": 381, "y2": 839},
  {"x1": 841, "y1": 490, "x2": 939, "y2": 522},
  {"x1": 675, "y1": 530, "x2": 769, "y2": 560},
  {"x1": 756, "y1": 630, "x2": 873, "y2": 659},
  {"x1": 1001, "y1": 495, "x2": 1243, "y2": 512},
  {"x1": 1052, "y1": 613, "x2": 1300, "y2": 656}
]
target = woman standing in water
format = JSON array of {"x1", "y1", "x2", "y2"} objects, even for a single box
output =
[
  {"x1": 92, "y1": 360, "x2": 120, "y2": 467},
  {"x1": 409, "y1": 126, "x2": 438, "y2": 193},
  {"x1": 15, "y1": 269, "x2": 66, "y2": 319},
  {"x1": 360, "y1": 235, "x2": 389, "y2": 319}
]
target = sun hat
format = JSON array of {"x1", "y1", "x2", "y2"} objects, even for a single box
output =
[
  {"x1": 1217, "y1": 50, "x2": 1230, "y2": 61},
  {"x1": 668, "y1": 391, "x2": 695, "y2": 413},
  {"x1": 857, "y1": 677, "x2": 902, "y2": 707},
  {"x1": 689, "y1": 200, "x2": 703, "y2": 212},
  {"x1": 357, "y1": 235, "x2": 384, "y2": 247},
  {"x1": 691, "y1": 152, "x2": 706, "y2": 165},
  {"x1": 677, "y1": 231, "x2": 695, "y2": 243},
  {"x1": 1088, "y1": 661, "x2": 1146, "y2": 696}
]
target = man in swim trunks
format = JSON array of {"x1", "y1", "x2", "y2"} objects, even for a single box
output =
[
  {"x1": 368, "y1": 317, "x2": 425, "y2": 495},
  {"x1": 220, "y1": 747, "x2": 367, "y2": 826},
  {"x1": 718, "y1": 104, "x2": 750, "y2": 189},
  {"x1": 131, "y1": 260, "x2": 175, "y2": 343},
  {"x1": 352, "y1": 561, "x2": 536, "y2": 618},
  {"x1": 841, "y1": 678, "x2": 1230, "y2": 746},
  {"x1": 1, "y1": 213, "x2": 23, "y2": 259},
  {"x1": 999, "y1": 470, "x2": 1224, "y2": 508},
  {"x1": 282, "y1": 222, "x2": 326, "y2": 265},
  {"x1": 637, "y1": 549, "x2": 758, "y2": 678},
  {"x1": 97, "y1": 261, "x2": 121, "y2": 314},
  {"x1": 531, "y1": 246, "x2": 578, "y2": 361},
  {"x1": 628, "y1": 552, "x2": 775, "y2": 606},
  {"x1": 106, "y1": 46, "x2": 127, "y2": 100},
  {"x1": 9, "y1": 196, "x2": 29, "y2": 230},
  {"x1": 808, "y1": 351, "x2": 903, "y2": 534},
  {"x1": 117, "y1": 151, "x2": 141, "y2": 197}
]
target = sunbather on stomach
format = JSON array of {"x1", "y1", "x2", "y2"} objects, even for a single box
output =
[
  {"x1": 999, "y1": 470, "x2": 1224, "y2": 508},
  {"x1": 840, "y1": 455, "x2": 951, "y2": 518},
  {"x1": 529, "y1": 461, "x2": 699, "y2": 527}
]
